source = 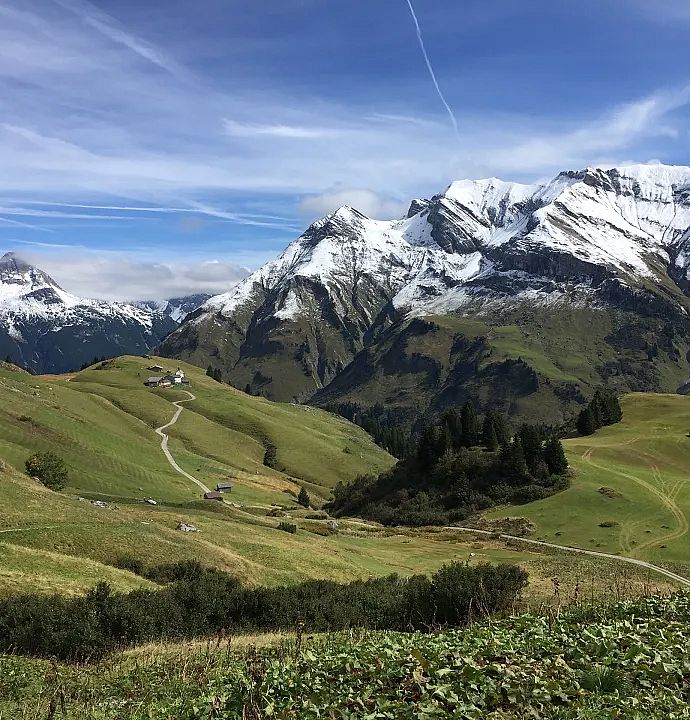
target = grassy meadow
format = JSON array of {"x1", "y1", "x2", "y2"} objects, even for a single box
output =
[
  {"x1": 0, "y1": 357, "x2": 543, "y2": 596},
  {"x1": 489, "y1": 392, "x2": 690, "y2": 573}
]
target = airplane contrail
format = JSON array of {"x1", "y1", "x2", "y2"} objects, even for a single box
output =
[{"x1": 404, "y1": 0, "x2": 460, "y2": 140}]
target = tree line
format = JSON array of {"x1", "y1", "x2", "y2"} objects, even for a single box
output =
[
  {"x1": 328, "y1": 401, "x2": 570, "y2": 527},
  {"x1": 333, "y1": 402, "x2": 414, "y2": 459},
  {"x1": 577, "y1": 390, "x2": 623, "y2": 436},
  {"x1": 0, "y1": 560, "x2": 527, "y2": 661},
  {"x1": 206, "y1": 365, "x2": 223, "y2": 382}
]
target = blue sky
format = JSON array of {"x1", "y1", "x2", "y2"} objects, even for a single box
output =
[{"x1": 1, "y1": 0, "x2": 690, "y2": 298}]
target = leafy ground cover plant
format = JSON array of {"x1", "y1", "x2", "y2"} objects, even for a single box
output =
[{"x1": 2, "y1": 593, "x2": 690, "y2": 718}]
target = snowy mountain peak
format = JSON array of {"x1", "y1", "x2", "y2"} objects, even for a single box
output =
[
  {"x1": 160, "y1": 162, "x2": 690, "y2": 407},
  {"x1": 0, "y1": 252, "x2": 201, "y2": 372},
  {"x1": 0, "y1": 251, "x2": 63, "y2": 294},
  {"x1": 196, "y1": 163, "x2": 690, "y2": 328}
]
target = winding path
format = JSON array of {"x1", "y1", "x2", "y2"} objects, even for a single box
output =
[
  {"x1": 155, "y1": 391, "x2": 211, "y2": 495},
  {"x1": 443, "y1": 526, "x2": 690, "y2": 588}
]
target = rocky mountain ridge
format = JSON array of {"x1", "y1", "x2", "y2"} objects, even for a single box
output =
[{"x1": 155, "y1": 163, "x2": 690, "y2": 424}]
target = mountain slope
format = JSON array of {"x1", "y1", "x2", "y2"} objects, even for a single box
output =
[
  {"x1": 160, "y1": 164, "x2": 690, "y2": 425},
  {"x1": 0, "y1": 253, "x2": 206, "y2": 373}
]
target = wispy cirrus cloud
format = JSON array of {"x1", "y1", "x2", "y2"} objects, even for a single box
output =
[
  {"x1": 223, "y1": 119, "x2": 339, "y2": 139},
  {"x1": 50, "y1": 0, "x2": 182, "y2": 74},
  {"x1": 0, "y1": 0, "x2": 688, "y2": 300}
]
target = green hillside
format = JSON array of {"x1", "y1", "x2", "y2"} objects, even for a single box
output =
[
  {"x1": 315, "y1": 306, "x2": 690, "y2": 429},
  {"x1": 0, "y1": 356, "x2": 394, "y2": 506},
  {"x1": 0, "y1": 358, "x2": 687, "y2": 600},
  {"x1": 0, "y1": 357, "x2": 536, "y2": 595},
  {"x1": 488, "y1": 392, "x2": 690, "y2": 572}
]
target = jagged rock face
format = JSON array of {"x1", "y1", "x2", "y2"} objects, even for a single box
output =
[
  {"x1": 161, "y1": 164, "x2": 690, "y2": 420},
  {"x1": 0, "y1": 252, "x2": 180, "y2": 373}
]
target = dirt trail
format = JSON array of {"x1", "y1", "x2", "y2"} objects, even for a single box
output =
[
  {"x1": 443, "y1": 526, "x2": 690, "y2": 588},
  {"x1": 155, "y1": 392, "x2": 211, "y2": 495}
]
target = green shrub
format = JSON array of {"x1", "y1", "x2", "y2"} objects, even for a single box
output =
[
  {"x1": 113, "y1": 555, "x2": 145, "y2": 576},
  {"x1": 278, "y1": 521, "x2": 298, "y2": 534},
  {"x1": 24, "y1": 451, "x2": 68, "y2": 491},
  {"x1": 297, "y1": 487, "x2": 311, "y2": 508},
  {"x1": 0, "y1": 560, "x2": 527, "y2": 661}
]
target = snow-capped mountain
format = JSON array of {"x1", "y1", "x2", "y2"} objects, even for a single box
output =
[
  {"x1": 0, "y1": 252, "x2": 178, "y2": 373},
  {"x1": 133, "y1": 295, "x2": 212, "y2": 324},
  {"x1": 160, "y1": 164, "x2": 690, "y2": 424}
]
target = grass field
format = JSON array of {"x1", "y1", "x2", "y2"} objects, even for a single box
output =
[
  {"x1": 489, "y1": 393, "x2": 690, "y2": 573},
  {"x1": 0, "y1": 357, "x2": 688, "y2": 600}
]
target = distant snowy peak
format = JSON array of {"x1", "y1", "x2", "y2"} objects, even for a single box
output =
[
  {"x1": 0, "y1": 251, "x2": 63, "y2": 292},
  {"x1": 0, "y1": 253, "x2": 211, "y2": 327},
  {"x1": 133, "y1": 294, "x2": 212, "y2": 324},
  {"x1": 0, "y1": 252, "x2": 182, "y2": 373}
]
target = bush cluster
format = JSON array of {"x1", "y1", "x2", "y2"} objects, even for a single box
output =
[
  {"x1": 24, "y1": 451, "x2": 68, "y2": 491},
  {"x1": 0, "y1": 561, "x2": 527, "y2": 661}
]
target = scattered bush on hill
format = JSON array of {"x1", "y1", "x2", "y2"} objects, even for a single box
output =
[
  {"x1": 205, "y1": 365, "x2": 222, "y2": 382},
  {"x1": 263, "y1": 441, "x2": 277, "y2": 468},
  {"x1": 278, "y1": 521, "x2": 298, "y2": 534},
  {"x1": 328, "y1": 402, "x2": 570, "y2": 527},
  {"x1": 297, "y1": 487, "x2": 311, "y2": 508},
  {"x1": 0, "y1": 561, "x2": 527, "y2": 661},
  {"x1": 24, "y1": 451, "x2": 68, "y2": 491}
]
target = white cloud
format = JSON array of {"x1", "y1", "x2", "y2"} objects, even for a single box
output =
[
  {"x1": 12, "y1": 248, "x2": 250, "y2": 301},
  {"x1": 299, "y1": 189, "x2": 407, "y2": 220},
  {"x1": 223, "y1": 119, "x2": 338, "y2": 139}
]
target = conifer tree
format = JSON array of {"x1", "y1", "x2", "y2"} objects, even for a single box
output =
[
  {"x1": 518, "y1": 424, "x2": 543, "y2": 469},
  {"x1": 297, "y1": 486, "x2": 311, "y2": 508},
  {"x1": 492, "y1": 412, "x2": 510, "y2": 445},
  {"x1": 543, "y1": 436, "x2": 568, "y2": 474},
  {"x1": 442, "y1": 408, "x2": 463, "y2": 448},
  {"x1": 577, "y1": 407, "x2": 596, "y2": 436},
  {"x1": 482, "y1": 414, "x2": 499, "y2": 451},
  {"x1": 460, "y1": 400, "x2": 479, "y2": 446},
  {"x1": 500, "y1": 438, "x2": 530, "y2": 485},
  {"x1": 417, "y1": 425, "x2": 440, "y2": 468}
]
